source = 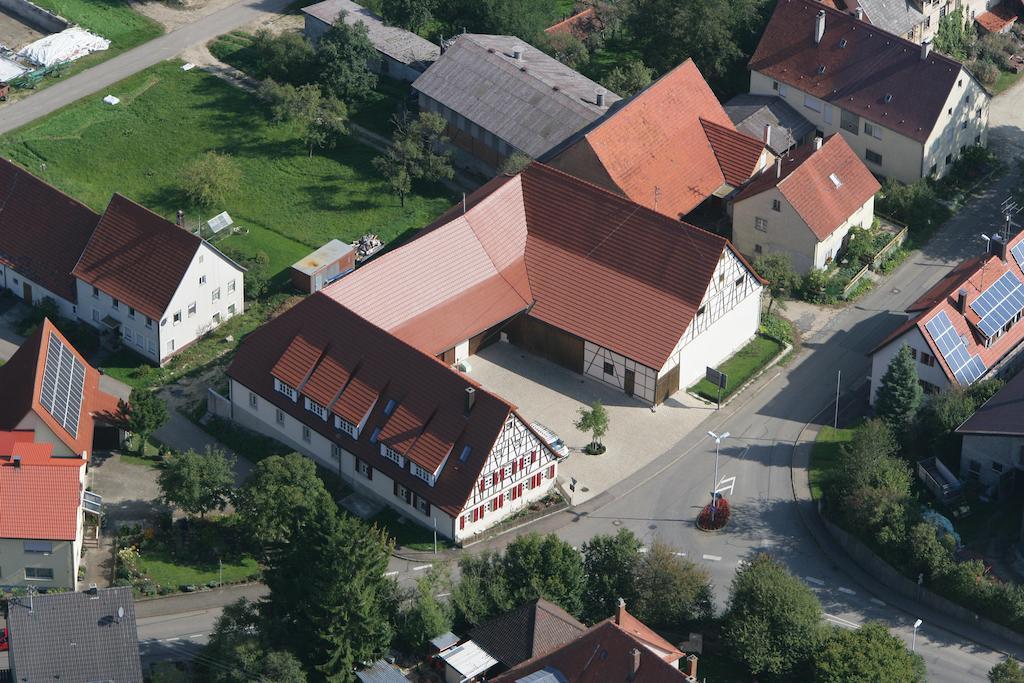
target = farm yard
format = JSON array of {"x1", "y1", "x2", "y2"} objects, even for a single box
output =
[{"x1": 0, "y1": 60, "x2": 454, "y2": 273}]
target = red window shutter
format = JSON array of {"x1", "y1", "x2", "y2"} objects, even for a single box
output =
[
  {"x1": 492, "y1": 472, "x2": 499, "y2": 486},
  {"x1": 460, "y1": 515, "x2": 466, "y2": 530},
  {"x1": 519, "y1": 456, "x2": 525, "y2": 471},
  {"x1": 534, "y1": 474, "x2": 542, "y2": 488},
  {"x1": 531, "y1": 450, "x2": 537, "y2": 464},
  {"x1": 548, "y1": 465, "x2": 555, "y2": 479},
  {"x1": 479, "y1": 479, "x2": 485, "y2": 493},
  {"x1": 498, "y1": 493, "x2": 504, "y2": 508},
  {"x1": 519, "y1": 483, "x2": 524, "y2": 497},
  {"x1": 510, "y1": 486, "x2": 517, "y2": 501},
  {"x1": 479, "y1": 505, "x2": 485, "y2": 519},
  {"x1": 500, "y1": 467, "x2": 505, "y2": 481},
  {"x1": 512, "y1": 460, "x2": 518, "y2": 475}
]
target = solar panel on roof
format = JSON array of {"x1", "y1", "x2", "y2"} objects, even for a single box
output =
[
  {"x1": 924, "y1": 311, "x2": 988, "y2": 386},
  {"x1": 1013, "y1": 241, "x2": 1024, "y2": 271},
  {"x1": 38, "y1": 332, "x2": 86, "y2": 439},
  {"x1": 969, "y1": 271, "x2": 1024, "y2": 337}
]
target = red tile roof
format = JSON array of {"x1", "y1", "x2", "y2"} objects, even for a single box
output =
[
  {"x1": 0, "y1": 319, "x2": 123, "y2": 459},
  {"x1": 492, "y1": 619, "x2": 691, "y2": 683},
  {"x1": 544, "y1": 7, "x2": 603, "y2": 39},
  {"x1": 872, "y1": 231, "x2": 1024, "y2": 384},
  {"x1": 72, "y1": 194, "x2": 202, "y2": 321},
  {"x1": 325, "y1": 163, "x2": 760, "y2": 370},
  {"x1": 0, "y1": 431, "x2": 83, "y2": 541},
  {"x1": 750, "y1": 0, "x2": 972, "y2": 144},
  {"x1": 735, "y1": 135, "x2": 879, "y2": 240},
  {"x1": 545, "y1": 59, "x2": 766, "y2": 219},
  {"x1": 612, "y1": 607, "x2": 684, "y2": 665},
  {"x1": 226, "y1": 294, "x2": 522, "y2": 516},
  {"x1": 976, "y1": 3, "x2": 1018, "y2": 33},
  {"x1": 0, "y1": 158, "x2": 100, "y2": 302}
]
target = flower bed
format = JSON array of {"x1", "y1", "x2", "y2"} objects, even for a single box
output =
[{"x1": 697, "y1": 497, "x2": 730, "y2": 531}]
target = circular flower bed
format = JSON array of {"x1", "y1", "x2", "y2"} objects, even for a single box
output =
[
  {"x1": 697, "y1": 497, "x2": 730, "y2": 531},
  {"x1": 583, "y1": 443, "x2": 607, "y2": 455}
]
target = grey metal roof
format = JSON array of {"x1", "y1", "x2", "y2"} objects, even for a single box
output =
[
  {"x1": 724, "y1": 94, "x2": 814, "y2": 155},
  {"x1": 7, "y1": 587, "x2": 143, "y2": 683},
  {"x1": 292, "y1": 238, "x2": 354, "y2": 275},
  {"x1": 956, "y1": 369, "x2": 1024, "y2": 436},
  {"x1": 302, "y1": 0, "x2": 439, "y2": 66},
  {"x1": 856, "y1": 0, "x2": 925, "y2": 39},
  {"x1": 412, "y1": 34, "x2": 620, "y2": 158},
  {"x1": 430, "y1": 630, "x2": 460, "y2": 651},
  {"x1": 355, "y1": 659, "x2": 410, "y2": 682}
]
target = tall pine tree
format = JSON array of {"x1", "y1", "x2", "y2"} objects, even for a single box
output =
[
  {"x1": 262, "y1": 505, "x2": 395, "y2": 680},
  {"x1": 875, "y1": 345, "x2": 923, "y2": 431}
]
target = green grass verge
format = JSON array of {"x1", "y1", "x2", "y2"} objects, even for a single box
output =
[
  {"x1": 689, "y1": 335, "x2": 784, "y2": 402},
  {"x1": 137, "y1": 551, "x2": 259, "y2": 589},
  {"x1": 809, "y1": 426, "x2": 853, "y2": 500},
  {"x1": 992, "y1": 69, "x2": 1024, "y2": 95},
  {"x1": 0, "y1": 61, "x2": 453, "y2": 275},
  {"x1": 370, "y1": 506, "x2": 454, "y2": 552}
]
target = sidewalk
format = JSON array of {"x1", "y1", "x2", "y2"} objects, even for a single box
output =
[
  {"x1": 791, "y1": 421, "x2": 1022, "y2": 656},
  {"x1": 134, "y1": 582, "x2": 267, "y2": 619}
]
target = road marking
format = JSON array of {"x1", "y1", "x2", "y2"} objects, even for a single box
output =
[
  {"x1": 714, "y1": 476, "x2": 737, "y2": 496},
  {"x1": 674, "y1": 551, "x2": 687, "y2": 557},
  {"x1": 383, "y1": 571, "x2": 399, "y2": 577},
  {"x1": 413, "y1": 564, "x2": 432, "y2": 571},
  {"x1": 702, "y1": 554, "x2": 722, "y2": 561},
  {"x1": 838, "y1": 586, "x2": 856, "y2": 595},
  {"x1": 870, "y1": 598, "x2": 887, "y2": 607},
  {"x1": 188, "y1": 633, "x2": 206, "y2": 639},
  {"x1": 824, "y1": 613, "x2": 860, "y2": 630},
  {"x1": 805, "y1": 576, "x2": 825, "y2": 586}
]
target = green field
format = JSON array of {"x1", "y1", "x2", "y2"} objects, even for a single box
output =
[
  {"x1": 138, "y1": 550, "x2": 259, "y2": 588},
  {"x1": 689, "y1": 335, "x2": 784, "y2": 403},
  {"x1": 0, "y1": 61, "x2": 453, "y2": 274},
  {"x1": 370, "y1": 507, "x2": 453, "y2": 552},
  {"x1": 808, "y1": 426, "x2": 853, "y2": 500}
]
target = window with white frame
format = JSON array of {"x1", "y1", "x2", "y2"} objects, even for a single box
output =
[
  {"x1": 864, "y1": 122, "x2": 882, "y2": 139},
  {"x1": 412, "y1": 463, "x2": 435, "y2": 485},
  {"x1": 275, "y1": 408, "x2": 285, "y2": 426},
  {"x1": 305, "y1": 397, "x2": 329, "y2": 421},
  {"x1": 188, "y1": 302, "x2": 197, "y2": 317},
  {"x1": 803, "y1": 94, "x2": 823, "y2": 113},
  {"x1": 227, "y1": 279, "x2": 236, "y2": 293},
  {"x1": 199, "y1": 275, "x2": 207, "y2": 286},
  {"x1": 212, "y1": 287, "x2": 221, "y2": 302},
  {"x1": 123, "y1": 328, "x2": 133, "y2": 343},
  {"x1": 128, "y1": 307, "x2": 135, "y2": 318},
  {"x1": 755, "y1": 217, "x2": 768, "y2": 232},
  {"x1": 249, "y1": 392, "x2": 258, "y2": 408},
  {"x1": 356, "y1": 459, "x2": 372, "y2": 479},
  {"x1": 331, "y1": 443, "x2": 341, "y2": 460},
  {"x1": 274, "y1": 378, "x2": 298, "y2": 401},
  {"x1": 335, "y1": 416, "x2": 358, "y2": 438},
  {"x1": 173, "y1": 311, "x2": 182, "y2": 324},
  {"x1": 381, "y1": 445, "x2": 405, "y2": 467},
  {"x1": 228, "y1": 304, "x2": 236, "y2": 315}
]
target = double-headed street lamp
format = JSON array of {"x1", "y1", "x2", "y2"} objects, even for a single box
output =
[{"x1": 708, "y1": 430, "x2": 729, "y2": 522}]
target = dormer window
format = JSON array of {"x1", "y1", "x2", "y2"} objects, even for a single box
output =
[
  {"x1": 412, "y1": 462, "x2": 435, "y2": 485},
  {"x1": 381, "y1": 444, "x2": 405, "y2": 467},
  {"x1": 274, "y1": 377, "x2": 298, "y2": 401},
  {"x1": 335, "y1": 415, "x2": 358, "y2": 438},
  {"x1": 305, "y1": 397, "x2": 328, "y2": 421},
  {"x1": 829, "y1": 173, "x2": 842, "y2": 188}
]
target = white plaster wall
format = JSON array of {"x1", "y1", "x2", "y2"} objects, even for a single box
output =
[
  {"x1": 732, "y1": 186, "x2": 820, "y2": 274},
  {"x1": 869, "y1": 327, "x2": 951, "y2": 404},
  {"x1": 922, "y1": 69, "x2": 990, "y2": 177},
  {"x1": 812, "y1": 195, "x2": 875, "y2": 270},
  {"x1": 751, "y1": 70, "x2": 928, "y2": 182},
  {"x1": 0, "y1": 265, "x2": 77, "y2": 319},
  {"x1": 960, "y1": 433, "x2": 1024, "y2": 487},
  {"x1": 76, "y1": 280, "x2": 160, "y2": 363},
  {"x1": 583, "y1": 342, "x2": 657, "y2": 403},
  {"x1": 14, "y1": 412, "x2": 81, "y2": 458}
]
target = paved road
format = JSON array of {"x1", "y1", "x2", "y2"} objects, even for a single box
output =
[{"x1": 0, "y1": 0, "x2": 294, "y2": 136}]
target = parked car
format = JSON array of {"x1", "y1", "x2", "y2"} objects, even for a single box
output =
[
  {"x1": 531, "y1": 422, "x2": 570, "y2": 458},
  {"x1": 1, "y1": 626, "x2": 8, "y2": 651}
]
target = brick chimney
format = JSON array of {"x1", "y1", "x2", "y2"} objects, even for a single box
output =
[
  {"x1": 685, "y1": 654, "x2": 698, "y2": 679},
  {"x1": 616, "y1": 597, "x2": 626, "y2": 624},
  {"x1": 957, "y1": 288, "x2": 968, "y2": 314},
  {"x1": 815, "y1": 10, "x2": 826, "y2": 44},
  {"x1": 628, "y1": 648, "x2": 641, "y2": 681},
  {"x1": 763, "y1": 123, "x2": 772, "y2": 148}
]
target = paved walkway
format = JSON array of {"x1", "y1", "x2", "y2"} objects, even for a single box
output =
[{"x1": 0, "y1": 0, "x2": 296, "y2": 135}]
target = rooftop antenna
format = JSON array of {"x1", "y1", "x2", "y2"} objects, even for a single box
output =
[{"x1": 980, "y1": 234, "x2": 991, "y2": 292}]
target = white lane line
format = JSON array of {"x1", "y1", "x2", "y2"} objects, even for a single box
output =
[
  {"x1": 383, "y1": 571, "x2": 399, "y2": 577},
  {"x1": 702, "y1": 554, "x2": 722, "y2": 561},
  {"x1": 188, "y1": 633, "x2": 206, "y2": 639},
  {"x1": 838, "y1": 586, "x2": 856, "y2": 595},
  {"x1": 824, "y1": 613, "x2": 860, "y2": 630},
  {"x1": 805, "y1": 576, "x2": 825, "y2": 586},
  {"x1": 413, "y1": 564, "x2": 432, "y2": 571},
  {"x1": 869, "y1": 598, "x2": 887, "y2": 607}
]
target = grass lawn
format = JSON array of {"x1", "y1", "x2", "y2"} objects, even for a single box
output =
[
  {"x1": 370, "y1": 506, "x2": 454, "y2": 552},
  {"x1": 689, "y1": 335, "x2": 784, "y2": 402},
  {"x1": 992, "y1": 69, "x2": 1024, "y2": 95},
  {"x1": 0, "y1": 61, "x2": 453, "y2": 275},
  {"x1": 808, "y1": 426, "x2": 853, "y2": 500},
  {"x1": 138, "y1": 549, "x2": 259, "y2": 588}
]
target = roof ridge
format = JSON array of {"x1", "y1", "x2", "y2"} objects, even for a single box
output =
[
  {"x1": 585, "y1": 58, "x2": 699, "y2": 139},
  {"x1": 108, "y1": 193, "x2": 202, "y2": 247},
  {"x1": 0, "y1": 158, "x2": 99, "y2": 218}
]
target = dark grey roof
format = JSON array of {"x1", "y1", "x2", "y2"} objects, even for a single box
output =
[
  {"x1": 355, "y1": 659, "x2": 410, "y2": 682},
  {"x1": 957, "y1": 370, "x2": 1024, "y2": 436},
  {"x1": 856, "y1": 0, "x2": 925, "y2": 38},
  {"x1": 7, "y1": 587, "x2": 143, "y2": 683},
  {"x1": 469, "y1": 598, "x2": 587, "y2": 669},
  {"x1": 412, "y1": 34, "x2": 620, "y2": 158},
  {"x1": 302, "y1": 0, "x2": 439, "y2": 66},
  {"x1": 430, "y1": 630, "x2": 460, "y2": 651},
  {"x1": 724, "y1": 94, "x2": 814, "y2": 155}
]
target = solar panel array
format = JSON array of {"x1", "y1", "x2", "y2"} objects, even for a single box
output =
[
  {"x1": 925, "y1": 311, "x2": 987, "y2": 385},
  {"x1": 1013, "y1": 241, "x2": 1024, "y2": 272},
  {"x1": 969, "y1": 271, "x2": 1024, "y2": 337},
  {"x1": 39, "y1": 332, "x2": 86, "y2": 439}
]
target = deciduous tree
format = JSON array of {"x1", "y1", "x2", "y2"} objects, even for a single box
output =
[
  {"x1": 753, "y1": 253, "x2": 799, "y2": 315},
  {"x1": 119, "y1": 389, "x2": 168, "y2": 456},
  {"x1": 199, "y1": 597, "x2": 307, "y2": 683},
  {"x1": 990, "y1": 657, "x2": 1024, "y2": 683},
  {"x1": 503, "y1": 533, "x2": 586, "y2": 617},
  {"x1": 575, "y1": 401, "x2": 610, "y2": 453},
  {"x1": 397, "y1": 567, "x2": 454, "y2": 653},
  {"x1": 603, "y1": 58, "x2": 653, "y2": 97},
  {"x1": 373, "y1": 112, "x2": 453, "y2": 205},
  {"x1": 434, "y1": 0, "x2": 560, "y2": 42},
  {"x1": 815, "y1": 622, "x2": 926, "y2": 683},
  {"x1": 381, "y1": 0, "x2": 436, "y2": 33},
  {"x1": 250, "y1": 28, "x2": 316, "y2": 84},
  {"x1": 258, "y1": 80, "x2": 348, "y2": 157},
  {"x1": 875, "y1": 345, "x2": 923, "y2": 432},
  {"x1": 452, "y1": 551, "x2": 513, "y2": 627},
  {"x1": 179, "y1": 152, "x2": 242, "y2": 208},
  {"x1": 157, "y1": 448, "x2": 236, "y2": 518},
  {"x1": 581, "y1": 528, "x2": 642, "y2": 623},
  {"x1": 632, "y1": 540, "x2": 713, "y2": 630},
  {"x1": 723, "y1": 553, "x2": 825, "y2": 678},
  {"x1": 316, "y1": 14, "x2": 378, "y2": 103}
]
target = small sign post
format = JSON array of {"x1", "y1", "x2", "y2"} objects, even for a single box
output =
[{"x1": 705, "y1": 367, "x2": 728, "y2": 410}]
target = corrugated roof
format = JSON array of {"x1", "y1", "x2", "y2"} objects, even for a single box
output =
[
  {"x1": 7, "y1": 588, "x2": 143, "y2": 682},
  {"x1": 226, "y1": 294, "x2": 517, "y2": 515},
  {"x1": 725, "y1": 94, "x2": 815, "y2": 154},
  {"x1": 412, "y1": 34, "x2": 619, "y2": 158},
  {"x1": 356, "y1": 659, "x2": 411, "y2": 682},
  {"x1": 957, "y1": 368, "x2": 1024, "y2": 436},
  {"x1": 302, "y1": 0, "x2": 439, "y2": 65},
  {"x1": 545, "y1": 59, "x2": 764, "y2": 219},
  {"x1": 0, "y1": 158, "x2": 100, "y2": 302},
  {"x1": 0, "y1": 433, "x2": 83, "y2": 541},
  {"x1": 292, "y1": 238, "x2": 354, "y2": 275},
  {"x1": 72, "y1": 194, "x2": 203, "y2": 321},
  {"x1": 735, "y1": 135, "x2": 880, "y2": 240},
  {"x1": 853, "y1": 0, "x2": 923, "y2": 38},
  {"x1": 750, "y1": 0, "x2": 974, "y2": 144},
  {"x1": 470, "y1": 598, "x2": 587, "y2": 668}
]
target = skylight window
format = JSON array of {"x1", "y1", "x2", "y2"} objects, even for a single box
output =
[
  {"x1": 839, "y1": 38, "x2": 848, "y2": 48},
  {"x1": 829, "y1": 173, "x2": 842, "y2": 188},
  {"x1": 369, "y1": 427, "x2": 381, "y2": 444},
  {"x1": 884, "y1": 93, "x2": 893, "y2": 103},
  {"x1": 459, "y1": 445, "x2": 472, "y2": 462},
  {"x1": 817, "y1": 64, "x2": 826, "y2": 74},
  {"x1": 383, "y1": 398, "x2": 397, "y2": 416}
]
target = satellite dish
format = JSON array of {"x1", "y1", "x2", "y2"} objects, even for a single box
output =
[{"x1": 117, "y1": 606, "x2": 125, "y2": 619}]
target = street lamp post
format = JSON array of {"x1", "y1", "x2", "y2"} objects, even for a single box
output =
[
  {"x1": 708, "y1": 431, "x2": 730, "y2": 522},
  {"x1": 912, "y1": 618, "x2": 922, "y2": 652}
]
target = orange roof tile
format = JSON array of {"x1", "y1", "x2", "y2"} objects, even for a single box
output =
[
  {"x1": 544, "y1": 8, "x2": 602, "y2": 39},
  {"x1": 976, "y1": 3, "x2": 1018, "y2": 32},
  {"x1": 611, "y1": 607, "x2": 684, "y2": 664},
  {"x1": 0, "y1": 432, "x2": 83, "y2": 541},
  {"x1": 700, "y1": 118, "x2": 768, "y2": 187},
  {"x1": 735, "y1": 135, "x2": 879, "y2": 240}
]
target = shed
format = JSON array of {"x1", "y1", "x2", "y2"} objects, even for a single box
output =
[
  {"x1": 441, "y1": 640, "x2": 499, "y2": 683},
  {"x1": 290, "y1": 239, "x2": 356, "y2": 293},
  {"x1": 356, "y1": 659, "x2": 410, "y2": 682},
  {"x1": 430, "y1": 630, "x2": 460, "y2": 654}
]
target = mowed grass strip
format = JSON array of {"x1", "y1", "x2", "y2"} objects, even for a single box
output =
[
  {"x1": 0, "y1": 61, "x2": 453, "y2": 273},
  {"x1": 689, "y1": 334, "x2": 784, "y2": 402},
  {"x1": 809, "y1": 426, "x2": 853, "y2": 500}
]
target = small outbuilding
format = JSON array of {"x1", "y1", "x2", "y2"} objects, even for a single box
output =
[
  {"x1": 290, "y1": 239, "x2": 356, "y2": 293},
  {"x1": 440, "y1": 640, "x2": 499, "y2": 683}
]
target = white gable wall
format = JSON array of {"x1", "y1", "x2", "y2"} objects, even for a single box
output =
[
  {"x1": 869, "y1": 326, "x2": 951, "y2": 404},
  {"x1": 0, "y1": 265, "x2": 76, "y2": 319}
]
